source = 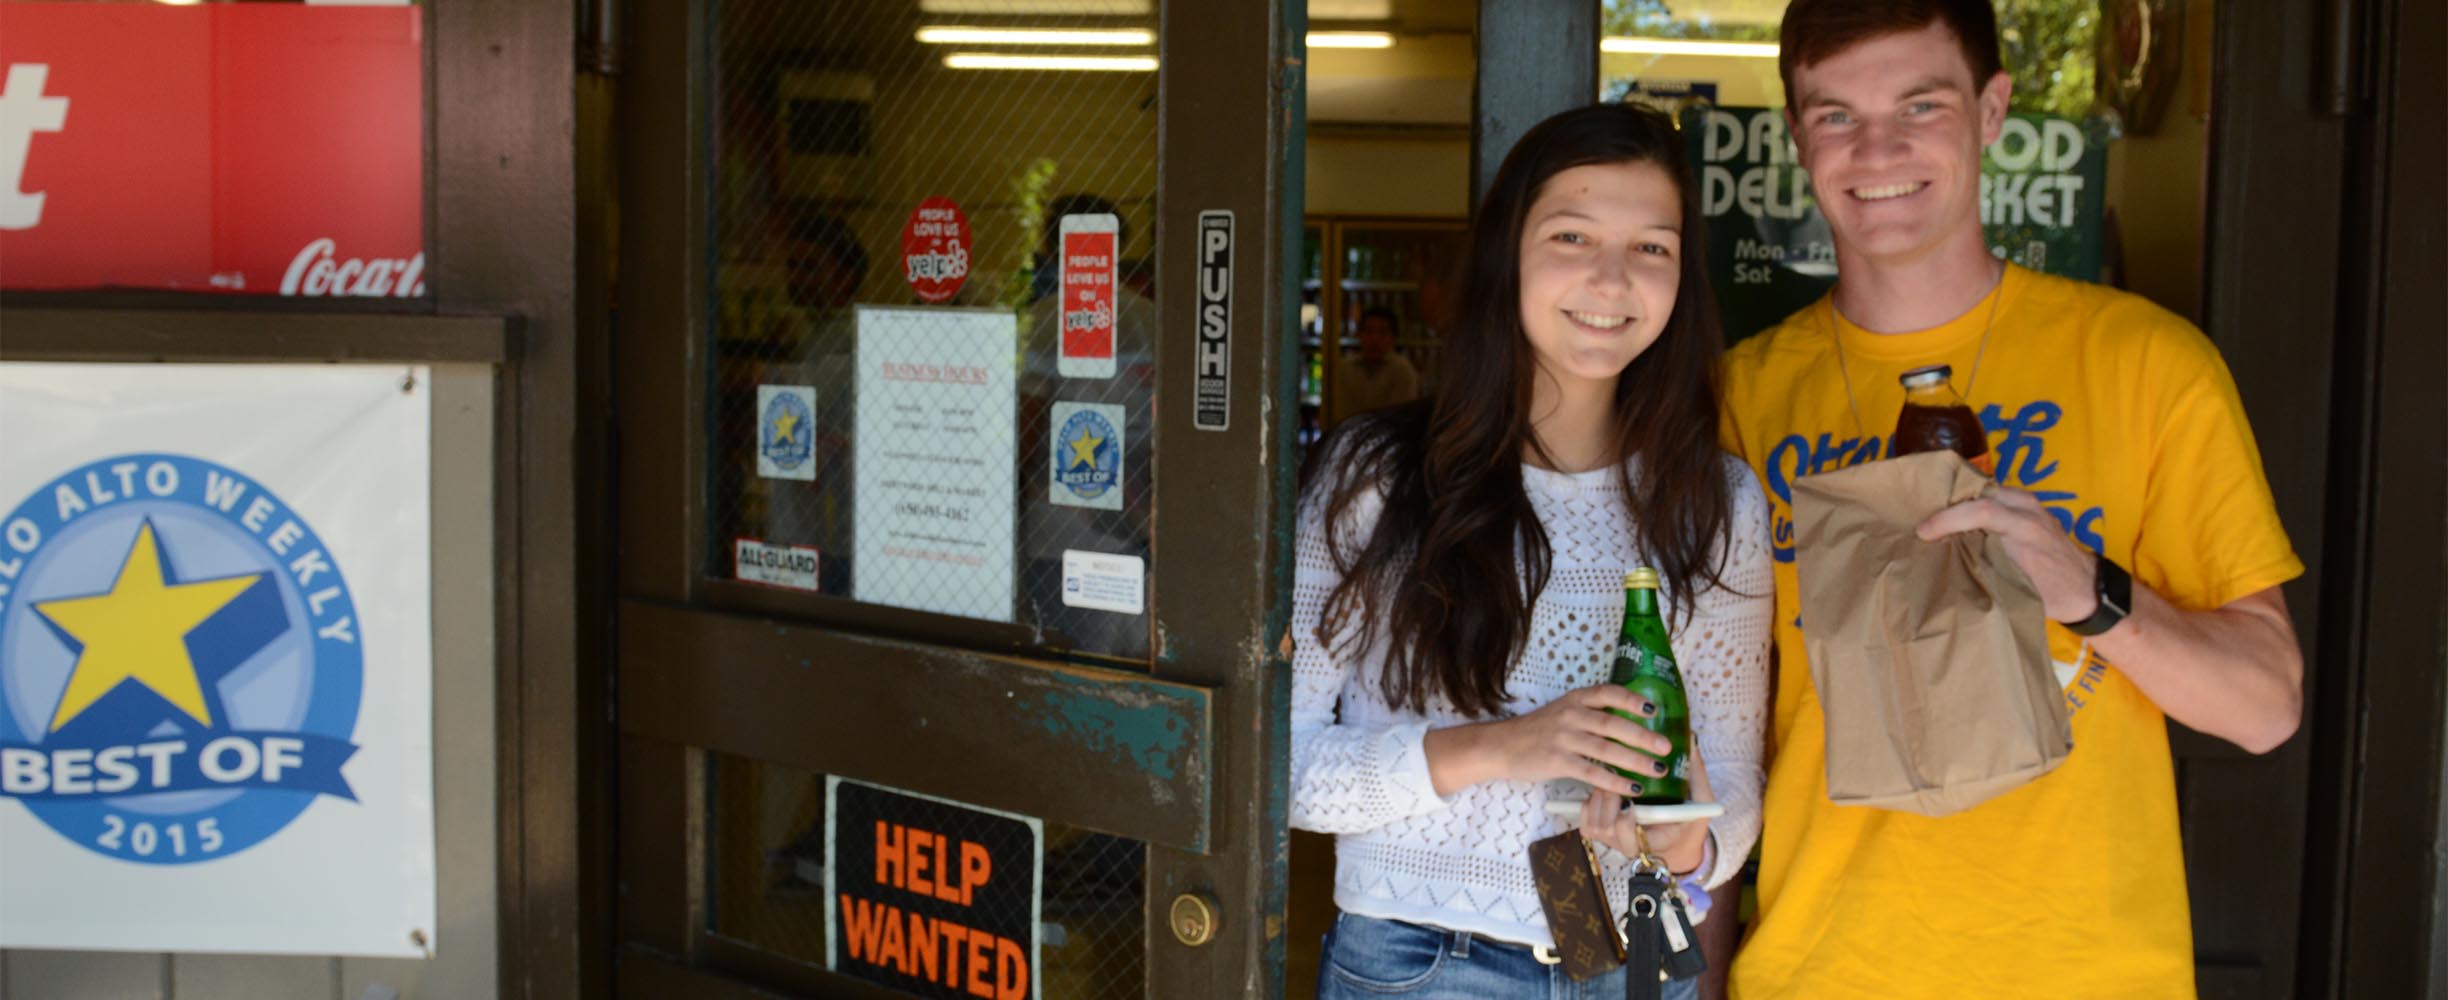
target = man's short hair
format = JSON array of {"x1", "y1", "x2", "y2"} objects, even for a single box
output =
[
  {"x1": 1043, "y1": 193, "x2": 1124, "y2": 249},
  {"x1": 1359, "y1": 306, "x2": 1400, "y2": 331},
  {"x1": 1778, "y1": 0, "x2": 2003, "y2": 106},
  {"x1": 787, "y1": 211, "x2": 869, "y2": 283}
]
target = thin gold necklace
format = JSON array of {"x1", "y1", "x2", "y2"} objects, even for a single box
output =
[{"x1": 1826, "y1": 262, "x2": 2008, "y2": 440}]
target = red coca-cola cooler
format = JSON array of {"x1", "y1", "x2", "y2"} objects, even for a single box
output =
[{"x1": 0, "y1": 2, "x2": 423, "y2": 297}]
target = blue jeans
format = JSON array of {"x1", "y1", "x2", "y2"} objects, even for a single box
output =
[{"x1": 1317, "y1": 912, "x2": 1701, "y2": 1000}]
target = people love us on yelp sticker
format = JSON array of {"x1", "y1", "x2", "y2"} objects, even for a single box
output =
[{"x1": 901, "y1": 198, "x2": 972, "y2": 304}]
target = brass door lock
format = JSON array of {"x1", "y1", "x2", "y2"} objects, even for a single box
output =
[{"x1": 1169, "y1": 892, "x2": 1219, "y2": 947}]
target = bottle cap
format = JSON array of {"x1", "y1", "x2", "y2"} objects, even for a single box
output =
[
  {"x1": 1624, "y1": 567, "x2": 1661, "y2": 589},
  {"x1": 1899, "y1": 364, "x2": 1954, "y2": 388}
]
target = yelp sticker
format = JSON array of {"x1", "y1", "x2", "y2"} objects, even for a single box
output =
[{"x1": 901, "y1": 197, "x2": 971, "y2": 303}]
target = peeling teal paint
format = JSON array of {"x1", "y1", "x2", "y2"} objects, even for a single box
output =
[{"x1": 1029, "y1": 680, "x2": 1194, "y2": 782}]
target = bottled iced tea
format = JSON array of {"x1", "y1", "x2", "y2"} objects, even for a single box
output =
[
  {"x1": 1890, "y1": 364, "x2": 1995, "y2": 476},
  {"x1": 1607, "y1": 567, "x2": 1690, "y2": 804}
]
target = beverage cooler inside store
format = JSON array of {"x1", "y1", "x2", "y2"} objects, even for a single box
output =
[{"x1": 1297, "y1": 218, "x2": 1468, "y2": 456}]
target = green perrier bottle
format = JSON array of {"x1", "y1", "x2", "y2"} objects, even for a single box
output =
[{"x1": 1609, "y1": 567, "x2": 1690, "y2": 804}]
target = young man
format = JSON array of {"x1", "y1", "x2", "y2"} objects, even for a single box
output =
[
  {"x1": 1329, "y1": 306, "x2": 1421, "y2": 426},
  {"x1": 1718, "y1": 2, "x2": 2305, "y2": 997}
]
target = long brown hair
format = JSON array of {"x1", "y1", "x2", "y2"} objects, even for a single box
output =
[{"x1": 1304, "y1": 103, "x2": 1735, "y2": 718}]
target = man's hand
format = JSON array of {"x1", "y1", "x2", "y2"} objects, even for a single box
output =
[
  {"x1": 1915, "y1": 483, "x2": 2305, "y2": 754},
  {"x1": 1916, "y1": 485, "x2": 2098, "y2": 622}
]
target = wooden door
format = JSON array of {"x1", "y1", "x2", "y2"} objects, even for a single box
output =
[{"x1": 607, "y1": 0, "x2": 1303, "y2": 996}]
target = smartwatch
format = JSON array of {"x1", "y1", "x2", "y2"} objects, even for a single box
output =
[{"x1": 2062, "y1": 553, "x2": 2132, "y2": 637}]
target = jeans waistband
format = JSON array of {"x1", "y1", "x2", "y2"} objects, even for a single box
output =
[{"x1": 1379, "y1": 917, "x2": 1546, "y2": 960}]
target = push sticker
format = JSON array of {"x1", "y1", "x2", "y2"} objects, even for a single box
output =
[
  {"x1": 0, "y1": 455, "x2": 363, "y2": 863},
  {"x1": 1194, "y1": 211, "x2": 1232, "y2": 431},
  {"x1": 756, "y1": 384, "x2": 817, "y2": 481},
  {"x1": 1056, "y1": 213, "x2": 1118, "y2": 379},
  {"x1": 1048, "y1": 402, "x2": 1124, "y2": 511}
]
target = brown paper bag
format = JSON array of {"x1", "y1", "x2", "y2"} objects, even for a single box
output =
[{"x1": 1791, "y1": 450, "x2": 2071, "y2": 816}]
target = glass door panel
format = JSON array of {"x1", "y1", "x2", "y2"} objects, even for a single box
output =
[{"x1": 710, "y1": 0, "x2": 1161, "y2": 663}]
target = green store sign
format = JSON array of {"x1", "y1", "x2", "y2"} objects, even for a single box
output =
[{"x1": 1682, "y1": 106, "x2": 2109, "y2": 341}]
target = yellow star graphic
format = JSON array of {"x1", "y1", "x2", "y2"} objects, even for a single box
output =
[
  {"x1": 770, "y1": 410, "x2": 803, "y2": 447},
  {"x1": 1066, "y1": 428, "x2": 1106, "y2": 471},
  {"x1": 33, "y1": 522, "x2": 263, "y2": 732}
]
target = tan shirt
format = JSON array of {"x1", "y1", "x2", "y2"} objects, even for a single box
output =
[{"x1": 1331, "y1": 354, "x2": 1419, "y2": 426}]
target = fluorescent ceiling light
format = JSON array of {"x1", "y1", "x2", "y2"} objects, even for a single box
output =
[
  {"x1": 1307, "y1": 31, "x2": 1395, "y2": 49},
  {"x1": 919, "y1": 0, "x2": 1149, "y2": 12},
  {"x1": 1600, "y1": 37, "x2": 1781, "y2": 58},
  {"x1": 917, "y1": 27, "x2": 1155, "y2": 45},
  {"x1": 1310, "y1": 0, "x2": 1393, "y2": 18},
  {"x1": 944, "y1": 53, "x2": 1160, "y2": 71}
]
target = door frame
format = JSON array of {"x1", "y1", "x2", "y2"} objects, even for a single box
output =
[
  {"x1": 605, "y1": 0, "x2": 1304, "y2": 995},
  {"x1": 2281, "y1": 0, "x2": 2448, "y2": 994}
]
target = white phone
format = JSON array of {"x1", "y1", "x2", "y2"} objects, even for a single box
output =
[{"x1": 1542, "y1": 780, "x2": 1725, "y2": 826}]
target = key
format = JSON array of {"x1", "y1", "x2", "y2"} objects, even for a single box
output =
[
  {"x1": 1624, "y1": 869, "x2": 1670, "y2": 1000},
  {"x1": 1659, "y1": 882, "x2": 1707, "y2": 981}
]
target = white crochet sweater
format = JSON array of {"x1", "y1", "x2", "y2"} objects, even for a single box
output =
[{"x1": 1289, "y1": 453, "x2": 1773, "y2": 949}]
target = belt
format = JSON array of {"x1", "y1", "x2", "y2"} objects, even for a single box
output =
[{"x1": 1533, "y1": 925, "x2": 1629, "y2": 965}]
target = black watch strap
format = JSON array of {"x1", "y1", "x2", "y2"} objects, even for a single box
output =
[{"x1": 2063, "y1": 554, "x2": 2132, "y2": 637}]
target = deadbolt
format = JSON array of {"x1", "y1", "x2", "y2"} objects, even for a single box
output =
[{"x1": 1169, "y1": 892, "x2": 1219, "y2": 947}]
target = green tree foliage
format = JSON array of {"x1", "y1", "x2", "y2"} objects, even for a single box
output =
[
  {"x1": 1602, "y1": 0, "x2": 1781, "y2": 42},
  {"x1": 1996, "y1": 0, "x2": 2099, "y2": 118},
  {"x1": 1599, "y1": 0, "x2": 2099, "y2": 118}
]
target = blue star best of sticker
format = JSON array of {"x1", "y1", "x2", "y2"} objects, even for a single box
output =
[
  {"x1": 762, "y1": 390, "x2": 816, "y2": 472},
  {"x1": 1056, "y1": 408, "x2": 1120, "y2": 502},
  {"x1": 0, "y1": 454, "x2": 363, "y2": 864}
]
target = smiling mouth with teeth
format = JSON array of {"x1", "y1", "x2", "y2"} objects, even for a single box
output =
[
  {"x1": 1851, "y1": 182, "x2": 1928, "y2": 201},
  {"x1": 1566, "y1": 310, "x2": 1631, "y2": 330}
]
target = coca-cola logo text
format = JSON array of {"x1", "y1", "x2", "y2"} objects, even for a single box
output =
[
  {"x1": 0, "y1": 64, "x2": 69, "y2": 231},
  {"x1": 281, "y1": 238, "x2": 425, "y2": 297}
]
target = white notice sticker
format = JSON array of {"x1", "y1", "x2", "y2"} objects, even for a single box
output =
[
  {"x1": 735, "y1": 537, "x2": 821, "y2": 592},
  {"x1": 1061, "y1": 550, "x2": 1145, "y2": 615}
]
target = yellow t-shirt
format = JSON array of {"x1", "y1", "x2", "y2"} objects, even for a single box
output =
[{"x1": 1718, "y1": 265, "x2": 2303, "y2": 1000}]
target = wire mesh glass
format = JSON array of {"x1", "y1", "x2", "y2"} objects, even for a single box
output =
[
  {"x1": 708, "y1": 753, "x2": 1148, "y2": 1000},
  {"x1": 710, "y1": 0, "x2": 1160, "y2": 663}
]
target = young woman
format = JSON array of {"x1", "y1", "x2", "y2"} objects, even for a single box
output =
[{"x1": 1291, "y1": 103, "x2": 1772, "y2": 998}]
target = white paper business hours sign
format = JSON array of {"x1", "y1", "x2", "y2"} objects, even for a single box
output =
[{"x1": 0, "y1": 362, "x2": 436, "y2": 958}]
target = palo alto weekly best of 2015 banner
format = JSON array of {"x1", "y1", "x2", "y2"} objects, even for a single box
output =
[{"x1": 0, "y1": 362, "x2": 437, "y2": 958}]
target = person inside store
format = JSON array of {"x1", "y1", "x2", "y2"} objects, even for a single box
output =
[
  {"x1": 1717, "y1": 2, "x2": 2305, "y2": 997},
  {"x1": 784, "y1": 211, "x2": 868, "y2": 314},
  {"x1": 766, "y1": 210, "x2": 866, "y2": 594},
  {"x1": 1329, "y1": 306, "x2": 1422, "y2": 427},
  {"x1": 1289, "y1": 101, "x2": 1773, "y2": 998}
]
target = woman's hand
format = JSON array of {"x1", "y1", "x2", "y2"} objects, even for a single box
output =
[
  {"x1": 1577, "y1": 748, "x2": 1715, "y2": 877},
  {"x1": 1422, "y1": 684, "x2": 1672, "y2": 798}
]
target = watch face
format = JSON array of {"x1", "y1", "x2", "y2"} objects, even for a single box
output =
[{"x1": 2095, "y1": 558, "x2": 2133, "y2": 622}]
